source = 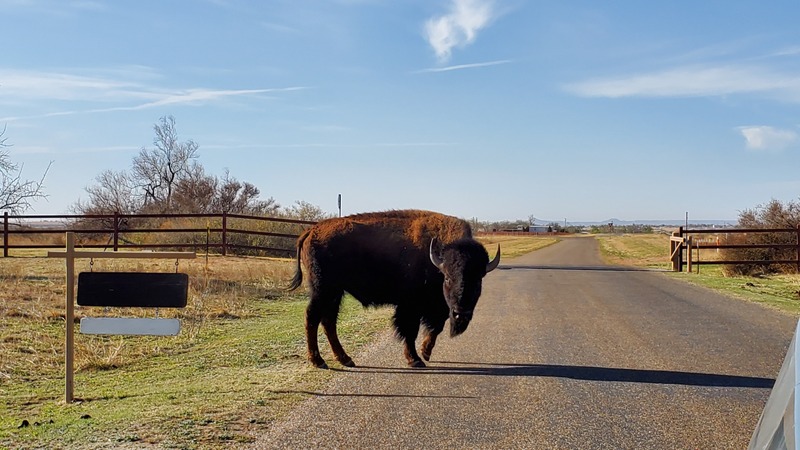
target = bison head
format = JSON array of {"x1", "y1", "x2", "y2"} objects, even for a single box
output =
[{"x1": 430, "y1": 238, "x2": 500, "y2": 337}]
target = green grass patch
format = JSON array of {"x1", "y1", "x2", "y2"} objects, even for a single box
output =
[
  {"x1": 0, "y1": 292, "x2": 392, "y2": 449},
  {"x1": 476, "y1": 235, "x2": 560, "y2": 259},
  {"x1": 596, "y1": 233, "x2": 800, "y2": 316},
  {"x1": 665, "y1": 266, "x2": 800, "y2": 315},
  {"x1": 596, "y1": 233, "x2": 673, "y2": 270}
]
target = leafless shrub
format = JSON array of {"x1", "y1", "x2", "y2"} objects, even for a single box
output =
[{"x1": 722, "y1": 198, "x2": 800, "y2": 276}]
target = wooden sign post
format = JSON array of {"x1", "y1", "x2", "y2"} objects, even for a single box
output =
[{"x1": 48, "y1": 232, "x2": 195, "y2": 403}]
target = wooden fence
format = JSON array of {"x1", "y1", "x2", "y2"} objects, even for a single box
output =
[
  {"x1": 1, "y1": 212, "x2": 316, "y2": 258},
  {"x1": 670, "y1": 226, "x2": 800, "y2": 272}
]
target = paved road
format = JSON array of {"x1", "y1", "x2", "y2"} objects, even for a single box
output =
[{"x1": 255, "y1": 237, "x2": 796, "y2": 449}]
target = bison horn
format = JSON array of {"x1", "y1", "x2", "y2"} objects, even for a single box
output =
[
  {"x1": 486, "y1": 245, "x2": 501, "y2": 273},
  {"x1": 429, "y1": 238, "x2": 444, "y2": 270}
]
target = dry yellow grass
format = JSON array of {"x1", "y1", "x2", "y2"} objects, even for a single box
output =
[
  {"x1": 0, "y1": 253, "x2": 296, "y2": 378},
  {"x1": 476, "y1": 234, "x2": 560, "y2": 258},
  {"x1": 1, "y1": 249, "x2": 401, "y2": 448}
]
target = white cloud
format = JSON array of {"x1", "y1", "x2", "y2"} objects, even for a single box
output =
[
  {"x1": 738, "y1": 126, "x2": 798, "y2": 151},
  {"x1": 0, "y1": 0, "x2": 107, "y2": 16},
  {"x1": 0, "y1": 68, "x2": 307, "y2": 121},
  {"x1": 0, "y1": 69, "x2": 150, "y2": 102},
  {"x1": 131, "y1": 87, "x2": 306, "y2": 109},
  {"x1": 424, "y1": 0, "x2": 495, "y2": 62},
  {"x1": 415, "y1": 59, "x2": 511, "y2": 73},
  {"x1": 564, "y1": 64, "x2": 800, "y2": 101}
]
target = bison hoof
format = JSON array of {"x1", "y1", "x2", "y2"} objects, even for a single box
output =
[
  {"x1": 310, "y1": 357, "x2": 329, "y2": 369},
  {"x1": 408, "y1": 360, "x2": 426, "y2": 368},
  {"x1": 339, "y1": 357, "x2": 356, "y2": 367}
]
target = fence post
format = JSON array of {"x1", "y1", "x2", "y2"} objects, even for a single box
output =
[
  {"x1": 670, "y1": 234, "x2": 675, "y2": 271},
  {"x1": 686, "y1": 235, "x2": 693, "y2": 273},
  {"x1": 222, "y1": 212, "x2": 227, "y2": 256},
  {"x1": 678, "y1": 226, "x2": 684, "y2": 272},
  {"x1": 64, "y1": 232, "x2": 75, "y2": 403},
  {"x1": 670, "y1": 231, "x2": 680, "y2": 272},
  {"x1": 796, "y1": 225, "x2": 800, "y2": 273},
  {"x1": 696, "y1": 239, "x2": 700, "y2": 274},
  {"x1": 3, "y1": 211, "x2": 8, "y2": 258},
  {"x1": 113, "y1": 212, "x2": 120, "y2": 251}
]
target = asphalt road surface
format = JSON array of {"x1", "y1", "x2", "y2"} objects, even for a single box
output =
[{"x1": 255, "y1": 237, "x2": 796, "y2": 449}]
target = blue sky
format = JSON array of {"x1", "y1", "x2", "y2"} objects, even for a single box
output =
[{"x1": 2, "y1": 0, "x2": 799, "y2": 223}]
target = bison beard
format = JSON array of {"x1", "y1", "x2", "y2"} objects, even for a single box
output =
[{"x1": 288, "y1": 210, "x2": 500, "y2": 368}]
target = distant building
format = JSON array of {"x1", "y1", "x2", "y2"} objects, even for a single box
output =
[{"x1": 529, "y1": 225, "x2": 551, "y2": 233}]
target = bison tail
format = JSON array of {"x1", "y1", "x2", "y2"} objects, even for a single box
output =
[
  {"x1": 286, "y1": 229, "x2": 310, "y2": 291},
  {"x1": 287, "y1": 267, "x2": 303, "y2": 291}
]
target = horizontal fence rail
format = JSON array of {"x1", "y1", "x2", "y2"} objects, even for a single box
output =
[
  {"x1": 2, "y1": 212, "x2": 316, "y2": 258},
  {"x1": 671, "y1": 226, "x2": 800, "y2": 272}
]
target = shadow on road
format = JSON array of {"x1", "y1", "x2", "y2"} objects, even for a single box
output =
[
  {"x1": 342, "y1": 361, "x2": 774, "y2": 388},
  {"x1": 268, "y1": 390, "x2": 476, "y2": 399},
  {"x1": 499, "y1": 265, "x2": 661, "y2": 272}
]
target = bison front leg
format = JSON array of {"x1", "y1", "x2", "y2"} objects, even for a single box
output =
[
  {"x1": 403, "y1": 341, "x2": 425, "y2": 368},
  {"x1": 394, "y1": 305, "x2": 425, "y2": 368},
  {"x1": 420, "y1": 311, "x2": 447, "y2": 362},
  {"x1": 420, "y1": 330, "x2": 440, "y2": 362}
]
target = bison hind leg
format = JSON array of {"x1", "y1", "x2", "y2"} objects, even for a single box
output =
[
  {"x1": 306, "y1": 286, "x2": 348, "y2": 369},
  {"x1": 306, "y1": 306, "x2": 329, "y2": 369},
  {"x1": 324, "y1": 315, "x2": 356, "y2": 367},
  {"x1": 339, "y1": 356, "x2": 356, "y2": 367},
  {"x1": 320, "y1": 297, "x2": 356, "y2": 368},
  {"x1": 312, "y1": 358, "x2": 329, "y2": 370}
]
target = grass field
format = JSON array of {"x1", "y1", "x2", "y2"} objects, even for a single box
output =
[
  {"x1": 475, "y1": 234, "x2": 560, "y2": 258},
  {"x1": 5, "y1": 232, "x2": 795, "y2": 448},
  {"x1": 0, "y1": 252, "x2": 394, "y2": 448},
  {"x1": 597, "y1": 233, "x2": 800, "y2": 316},
  {"x1": 1, "y1": 237, "x2": 557, "y2": 449}
]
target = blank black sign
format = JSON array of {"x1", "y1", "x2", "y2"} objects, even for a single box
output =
[{"x1": 77, "y1": 272, "x2": 189, "y2": 308}]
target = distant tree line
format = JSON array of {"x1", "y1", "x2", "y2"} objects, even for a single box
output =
[
  {"x1": 473, "y1": 217, "x2": 653, "y2": 235},
  {"x1": 587, "y1": 223, "x2": 653, "y2": 234}
]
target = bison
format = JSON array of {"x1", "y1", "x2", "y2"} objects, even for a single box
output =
[{"x1": 288, "y1": 210, "x2": 500, "y2": 368}]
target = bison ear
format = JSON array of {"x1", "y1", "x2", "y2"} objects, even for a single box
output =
[
  {"x1": 429, "y1": 238, "x2": 444, "y2": 270},
  {"x1": 486, "y1": 245, "x2": 501, "y2": 273}
]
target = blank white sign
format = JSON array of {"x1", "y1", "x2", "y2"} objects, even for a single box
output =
[{"x1": 79, "y1": 317, "x2": 181, "y2": 336}]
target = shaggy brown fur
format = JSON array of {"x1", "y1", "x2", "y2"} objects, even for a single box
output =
[
  {"x1": 289, "y1": 209, "x2": 497, "y2": 368},
  {"x1": 307, "y1": 209, "x2": 470, "y2": 245}
]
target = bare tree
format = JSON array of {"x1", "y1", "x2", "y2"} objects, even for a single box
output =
[
  {"x1": 0, "y1": 125, "x2": 51, "y2": 214},
  {"x1": 75, "y1": 169, "x2": 139, "y2": 215},
  {"x1": 284, "y1": 200, "x2": 330, "y2": 221},
  {"x1": 132, "y1": 116, "x2": 198, "y2": 211},
  {"x1": 76, "y1": 116, "x2": 280, "y2": 218},
  {"x1": 211, "y1": 170, "x2": 279, "y2": 215},
  {"x1": 172, "y1": 163, "x2": 217, "y2": 213},
  {"x1": 723, "y1": 198, "x2": 800, "y2": 276}
]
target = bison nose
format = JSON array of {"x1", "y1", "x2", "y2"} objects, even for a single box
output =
[
  {"x1": 449, "y1": 310, "x2": 473, "y2": 337},
  {"x1": 452, "y1": 310, "x2": 473, "y2": 321}
]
